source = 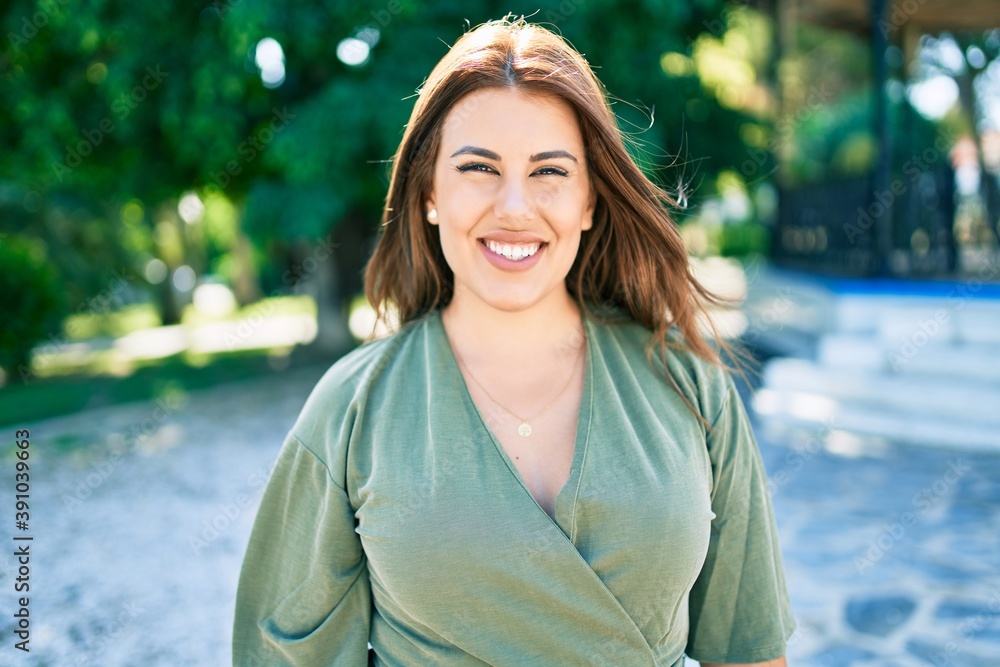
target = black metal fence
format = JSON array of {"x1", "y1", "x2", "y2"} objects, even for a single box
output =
[{"x1": 771, "y1": 163, "x2": 957, "y2": 278}]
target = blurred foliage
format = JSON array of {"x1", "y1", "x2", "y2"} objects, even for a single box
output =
[
  {"x1": 679, "y1": 219, "x2": 770, "y2": 258},
  {"x1": 718, "y1": 221, "x2": 771, "y2": 257},
  {"x1": 0, "y1": 234, "x2": 66, "y2": 383},
  {"x1": 0, "y1": 347, "x2": 326, "y2": 429},
  {"x1": 776, "y1": 22, "x2": 993, "y2": 188}
]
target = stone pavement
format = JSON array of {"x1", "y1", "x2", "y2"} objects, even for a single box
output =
[
  {"x1": 0, "y1": 363, "x2": 997, "y2": 666},
  {"x1": 745, "y1": 390, "x2": 1000, "y2": 666}
]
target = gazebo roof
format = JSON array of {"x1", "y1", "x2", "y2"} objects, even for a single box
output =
[{"x1": 756, "y1": 0, "x2": 1000, "y2": 35}]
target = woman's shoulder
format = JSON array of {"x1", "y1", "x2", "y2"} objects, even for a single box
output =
[
  {"x1": 596, "y1": 311, "x2": 734, "y2": 427},
  {"x1": 289, "y1": 314, "x2": 428, "y2": 449},
  {"x1": 321, "y1": 321, "x2": 419, "y2": 388}
]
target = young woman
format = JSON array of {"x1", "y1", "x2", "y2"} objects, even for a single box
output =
[{"x1": 233, "y1": 15, "x2": 796, "y2": 667}]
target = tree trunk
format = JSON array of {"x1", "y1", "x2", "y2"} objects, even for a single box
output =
[
  {"x1": 230, "y1": 230, "x2": 262, "y2": 307},
  {"x1": 157, "y1": 269, "x2": 182, "y2": 326},
  {"x1": 306, "y1": 210, "x2": 371, "y2": 355}
]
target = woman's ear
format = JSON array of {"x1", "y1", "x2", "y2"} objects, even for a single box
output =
[{"x1": 424, "y1": 190, "x2": 438, "y2": 225}]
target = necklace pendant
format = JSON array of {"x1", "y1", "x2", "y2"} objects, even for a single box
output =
[{"x1": 517, "y1": 422, "x2": 532, "y2": 437}]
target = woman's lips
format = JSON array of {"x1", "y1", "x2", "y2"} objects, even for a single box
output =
[{"x1": 477, "y1": 239, "x2": 547, "y2": 271}]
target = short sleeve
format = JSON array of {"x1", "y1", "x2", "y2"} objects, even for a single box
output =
[
  {"x1": 685, "y1": 377, "x2": 797, "y2": 664},
  {"x1": 233, "y1": 432, "x2": 372, "y2": 666}
]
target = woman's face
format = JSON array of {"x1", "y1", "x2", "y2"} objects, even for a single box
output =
[{"x1": 424, "y1": 87, "x2": 596, "y2": 312}]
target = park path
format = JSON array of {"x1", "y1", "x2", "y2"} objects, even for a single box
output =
[
  {"x1": 0, "y1": 364, "x2": 325, "y2": 666},
  {"x1": 0, "y1": 363, "x2": 997, "y2": 666}
]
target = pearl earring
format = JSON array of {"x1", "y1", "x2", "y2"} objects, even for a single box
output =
[{"x1": 427, "y1": 208, "x2": 438, "y2": 221}]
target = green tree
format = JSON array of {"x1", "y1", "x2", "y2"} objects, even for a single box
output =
[{"x1": 0, "y1": 235, "x2": 66, "y2": 384}]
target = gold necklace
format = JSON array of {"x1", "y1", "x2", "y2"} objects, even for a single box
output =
[{"x1": 453, "y1": 333, "x2": 586, "y2": 438}]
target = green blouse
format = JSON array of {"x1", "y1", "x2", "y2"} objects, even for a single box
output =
[{"x1": 232, "y1": 303, "x2": 796, "y2": 666}]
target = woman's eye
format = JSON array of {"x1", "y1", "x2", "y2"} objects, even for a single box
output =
[
  {"x1": 457, "y1": 163, "x2": 496, "y2": 174},
  {"x1": 456, "y1": 163, "x2": 567, "y2": 177}
]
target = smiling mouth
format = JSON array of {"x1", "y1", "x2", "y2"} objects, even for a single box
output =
[{"x1": 478, "y1": 238, "x2": 548, "y2": 261}]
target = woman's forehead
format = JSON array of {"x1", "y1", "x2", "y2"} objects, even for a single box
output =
[{"x1": 439, "y1": 88, "x2": 583, "y2": 152}]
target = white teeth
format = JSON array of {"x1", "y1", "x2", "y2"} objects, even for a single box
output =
[{"x1": 485, "y1": 240, "x2": 541, "y2": 260}]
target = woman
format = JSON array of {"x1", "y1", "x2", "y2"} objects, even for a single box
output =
[{"x1": 233, "y1": 14, "x2": 796, "y2": 667}]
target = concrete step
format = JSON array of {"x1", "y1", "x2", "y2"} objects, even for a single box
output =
[
  {"x1": 762, "y1": 358, "x2": 1000, "y2": 426},
  {"x1": 818, "y1": 335, "x2": 1000, "y2": 383},
  {"x1": 876, "y1": 302, "x2": 1000, "y2": 346},
  {"x1": 739, "y1": 268, "x2": 834, "y2": 353},
  {"x1": 741, "y1": 265, "x2": 1000, "y2": 356},
  {"x1": 752, "y1": 388, "x2": 1000, "y2": 452}
]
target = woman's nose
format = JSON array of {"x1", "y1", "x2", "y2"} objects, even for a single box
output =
[{"x1": 493, "y1": 175, "x2": 536, "y2": 222}]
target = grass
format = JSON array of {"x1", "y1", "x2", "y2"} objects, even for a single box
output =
[
  {"x1": 0, "y1": 344, "x2": 344, "y2": 429},
  {"x1": 62, "y1": 295, "x2": 316, "y2": 340},
  {"x1": 22, "y1": 294, "x2": 322, "y2": 383},
  {"x1": 64, "y1": 303, "x2": 162, "y2": 340},
  {"x1": 178, "y1": 294, "x2": 316, "y2": 328},
  {"x1": 1, "y1": 294, "x2": 355, "y2": 428}
]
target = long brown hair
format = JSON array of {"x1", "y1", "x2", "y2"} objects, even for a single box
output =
[{"x1": 363, "y1": 14, "x2": 753, "y2": 428}]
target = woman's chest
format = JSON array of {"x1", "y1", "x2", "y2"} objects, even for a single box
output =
[
  {"x1": 469, "y1": 371, "x2": 585, "y2": 522},
  {"x1": 346, "y1": 393, "x2": 715, "y2": 638}
]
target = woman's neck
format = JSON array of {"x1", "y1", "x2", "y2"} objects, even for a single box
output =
[{"x1": 440, "y1": 290, "x2": 586, "y2": 367}]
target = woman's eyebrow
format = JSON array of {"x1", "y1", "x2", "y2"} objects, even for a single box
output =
[{"x1": 449, "y1": 145, "x2": 578, "y2": 163}]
